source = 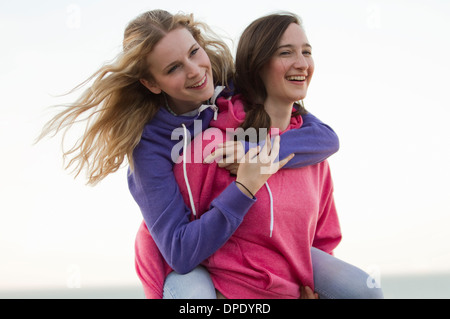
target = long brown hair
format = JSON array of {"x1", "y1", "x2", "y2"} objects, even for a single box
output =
[
  {"x1": 38, "y1": 10, "x2": 234, "y2": 185},
  {"x1": 235, "y1": 12, "x2": 307, "y2": 132}
]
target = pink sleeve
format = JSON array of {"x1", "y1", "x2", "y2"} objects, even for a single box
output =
[
  {"x1": 135, "y1": 221, "x2": 173, "y2": 299},
  {"x1": 312, "y1": 161, "x2": 342, "y2": 254}
]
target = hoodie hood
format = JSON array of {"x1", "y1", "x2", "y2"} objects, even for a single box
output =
[
  {"x1": 210, "y1": 94, "x2": 303, "y2": 134},
  {"x1": 141, "y1": 86, "x2": 225, "y2": 141}
]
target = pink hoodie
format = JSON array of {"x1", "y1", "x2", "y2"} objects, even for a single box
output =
[
  {"x1": 175, "y1": 96, "x2": 341, "y2": 298},
  {"x1": 134, "y1": 95, "x2": 341, "y2": 298}
]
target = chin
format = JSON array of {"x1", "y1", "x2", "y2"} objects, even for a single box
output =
[
  {"x1": 295, "y1": 91, "x2": 308, "y2": 101},
  {"x1": 291, "y1": 95, "x2": 306, "y2": 102}
]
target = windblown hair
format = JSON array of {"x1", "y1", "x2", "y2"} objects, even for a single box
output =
[
  {"x1": 235, "y1": 12, "x2": 307, "y2": 132},
  {"x1": 38, "y1": 10, "x2": 234, "y2": 185}
]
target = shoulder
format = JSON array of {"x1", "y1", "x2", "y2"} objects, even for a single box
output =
[{"x1": 316, "y1": 160, "x2": 334, "y2": 191}]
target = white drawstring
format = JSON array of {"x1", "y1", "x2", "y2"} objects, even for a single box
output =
[
  {"x1": 182, "y1": 123, "x2": 197, "y2": 218},
  {"x1": 197, "y1": 104, "x2": 218, "y2": 121},
  {"x1": 265, "y1": 182, "x2": 274, "y2": 237},
  {"x1": 179, "y1": 87, "x2": 224, "y2": 219},
  {"x1": 210, "y1": 86, "x2": 223, "y2": 120}
]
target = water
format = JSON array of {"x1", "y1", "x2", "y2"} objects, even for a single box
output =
[
  {"x1": 1, "y1": 273, "x2": 449, "y2": 299},
  {"x1": 0, "y1": 286, "x2": 146, "y2": 299},
  {"x1": 380, "y1": 273, "x2": 450, "y2": 299}
]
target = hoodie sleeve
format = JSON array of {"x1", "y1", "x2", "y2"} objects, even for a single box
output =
[
  {"x1": 279, "y1": 113, "x2": 340, "y2": 168},
  {"x1": 312, "y1": 161, "x2": 342, "y2": 254},
  {"x1": 128, "y1": 135, "x2": 255, "y2": 274},
  {"x1": 241, "y1": 112, "x2": 339, "y2": 168}
]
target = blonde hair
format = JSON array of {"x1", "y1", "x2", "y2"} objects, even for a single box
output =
[{"x1": 38, "y1": 10, "x2": 234, "y2": 185}]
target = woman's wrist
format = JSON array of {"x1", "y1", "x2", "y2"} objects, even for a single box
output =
[
  {"x1": 235, "y1": 181, "x2": 255, "y2": 199},
  {"x1": 236, "y1": 178, "x2": 263, "y2": 199}
]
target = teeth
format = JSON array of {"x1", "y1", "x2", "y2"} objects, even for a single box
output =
[
  {"x1": 190, "y1": 75, "x2": 206, "y2": 88},
  {"x1": 286, "y1": 76, "x2": 306, "y2": 81}
]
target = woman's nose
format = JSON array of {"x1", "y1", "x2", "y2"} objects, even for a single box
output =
[
  {"x1": 186, "y1": 61, "x2": 201, "y2": 78},
  {"x1": 294, "y1": 53, "x2": 309, "y2": 70}
]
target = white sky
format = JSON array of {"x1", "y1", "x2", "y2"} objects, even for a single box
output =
[{"x1": 1, "y1": 0, "x2": 449, "y2": 291}]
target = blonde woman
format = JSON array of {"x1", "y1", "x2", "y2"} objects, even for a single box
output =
[{"x1": 39, "y1": 10, "x2": 340, "y2": 298}]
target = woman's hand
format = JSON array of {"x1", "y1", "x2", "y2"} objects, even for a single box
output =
[
  {"x1": 204, "y1": 141, "x2": 245, "y2": 175},
  {"x1": 300, "y1": 285, "x2": 319, "y2": 299},
  {"x1": 236, "y1": 134, "x2": 293, "y2": 197},
  {"x1": 204, "y1": 134, "x2": 293, "y2": 198}
]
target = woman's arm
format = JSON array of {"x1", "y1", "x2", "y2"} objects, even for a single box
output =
[
  {"x1": 279, "y1": 112, "x2": 339, "y2": 168},
  {"x1": 205, "y1": 112, "x2": 339, "y2": 170},
  {"x1": 129, "y1": 138, "x2": 255, "y2": 274},
  {"x1": 129, "y1": 128, "x2": 289, "y2": 274},
  {"x1": 311, "y1": 161, "x2": 342, "y2": 254}
]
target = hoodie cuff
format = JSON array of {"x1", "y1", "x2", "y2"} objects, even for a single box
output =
[{"x1": 211, "y1": 182, "x2": 256, "y2": 221}]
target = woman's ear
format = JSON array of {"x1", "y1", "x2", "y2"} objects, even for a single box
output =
[{"x1": 140, "y1": 78, "x2": 162, "y2": 94}]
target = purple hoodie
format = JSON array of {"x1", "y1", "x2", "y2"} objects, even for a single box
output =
[{"x1": 128, "y1": 91, "x2": 339, "y2": 274}]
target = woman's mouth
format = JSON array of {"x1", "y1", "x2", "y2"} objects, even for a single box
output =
[
  {"x1": 188, "y1": 74, "x2": 207, "y2": 89},
  {"x1": 286, "y1": 75, "x2": 306, "y2": 83}
]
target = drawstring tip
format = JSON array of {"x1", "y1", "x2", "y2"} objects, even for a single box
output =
[
  {"x1": 265, "y1": 182, "x2": 274, "y2": 239},
  {"x1": 213, "y1": 106, "x2": 218, "y2": 121}
]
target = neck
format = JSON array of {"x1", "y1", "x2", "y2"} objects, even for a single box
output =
[
  {"x1": 172, "y1": 103, "x2": 203, "y2": 115},
  {"x1": 264, "y1": 97, "x2": 293, "y2": 132},
  {"x1": 165, "y1": 94, "x2": 204, "y2": 115}
]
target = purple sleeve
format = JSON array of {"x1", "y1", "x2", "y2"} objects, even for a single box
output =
[
  {"x1": 242, "y1": 112, "x2": 339, "y2": 168},
  {"x1": 280, "y1": 113, "x2": 340, "y2": 168},
  {"x1": 128, "y1": 138, "x2": 255, "y2": 274}
]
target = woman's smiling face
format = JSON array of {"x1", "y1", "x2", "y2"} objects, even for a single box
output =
[
  {"x1": 260, "y1": 23, "x2": 314, "y2": 105},
  {"x1": 141, "y1": 27, "x2": 214, "y2": 114}
]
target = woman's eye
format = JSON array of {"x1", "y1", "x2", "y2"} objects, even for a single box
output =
[
  {"x1": 280, "y1": 51, "x2": 291, "y2": 56},
  {"x1": 303, "y1": 51, "x2": 312, "y2": 56},
  {"x1": 190, "y1": 48, "x2": 199, "y2": 57},
  {"x1": 168, "y1": 65, "x2": 179, "y2": 74}
]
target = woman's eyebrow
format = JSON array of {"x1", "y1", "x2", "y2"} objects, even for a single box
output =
[
  {"x1": 277, "y1": 43, "x2": 312, "y2": 50},
  {"x1": 163, "y1": 43, "x2": 198, "y2": 73},
  {"x1": 277, "y1": 44, "x2": 295, "y2": 50}
]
